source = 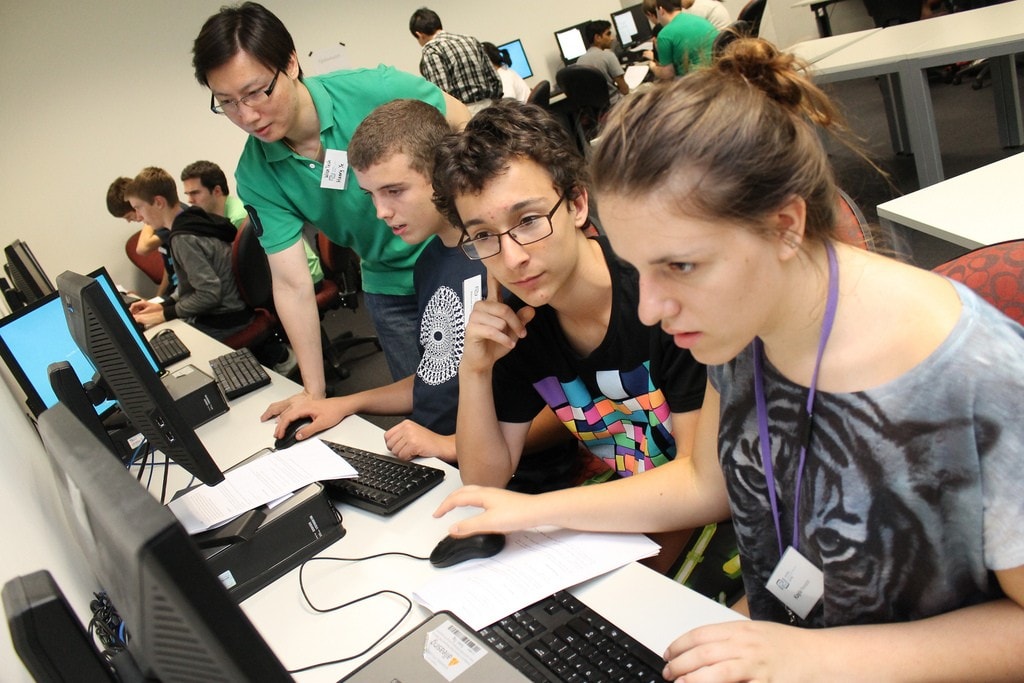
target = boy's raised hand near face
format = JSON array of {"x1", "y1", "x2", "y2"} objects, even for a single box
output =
[{"x1": 459, "y1": 273, "x2": 536, "y2": 375}]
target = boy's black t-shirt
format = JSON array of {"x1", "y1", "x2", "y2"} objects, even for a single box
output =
[{"x1": 492, "y1": 236, "x2": 706, "y2": 476}]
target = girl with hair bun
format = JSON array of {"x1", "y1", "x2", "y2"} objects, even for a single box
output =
[{"x1": 436, "y1": 38, "x2": 1024, "y2": 680}]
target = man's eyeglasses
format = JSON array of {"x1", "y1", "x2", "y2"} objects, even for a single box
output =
[
  {"x1": 210, "y1": 71, "x2": 280, "y2": 115},
  {"x1": 460, "y1": 194, "x2": 566, "y2": 260}
]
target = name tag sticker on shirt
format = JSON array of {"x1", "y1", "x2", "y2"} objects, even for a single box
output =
[
  {"x1": 765, "y1": 546, "x2": 824, "y2": 620},
  {"x1": 463, "y1": 274, "x2": 482, "y2": 328},
  {"x1": 320, "y1": 149, "x2": 348, "y2": 190}
]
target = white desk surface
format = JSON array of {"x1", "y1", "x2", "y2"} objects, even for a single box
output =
[
  {"x1": 806, "y1": 1, "x2": 1024, "y2": 187},
  {"x1": 787, "y1": 27, "x2": 881, "y2": 66},
  {"x1": 876, "y1": 151, "x2": 1024, "y2": 249},
  {"x1": 809, "y1": 2, "x2": 1024, "y2": 78},
  {"x1": 0, "y1": 319, "x2": 736, "y2": 682}
]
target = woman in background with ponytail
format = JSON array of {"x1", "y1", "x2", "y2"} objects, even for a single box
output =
[{"x1": 436, "y1": 38, "x2": 1024, "y2": 681}]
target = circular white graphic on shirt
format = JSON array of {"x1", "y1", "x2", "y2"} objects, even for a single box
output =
[{"x1": 417, "y1": 286, "x2": 465, "y2": 386}]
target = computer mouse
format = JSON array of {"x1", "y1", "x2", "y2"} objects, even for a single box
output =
[
  {"x1": 274, "y1": 416, "x2": 313, "y2": 451},
  {"x1": 429, "y1": 533, "x2": 506, "y2": 568}
]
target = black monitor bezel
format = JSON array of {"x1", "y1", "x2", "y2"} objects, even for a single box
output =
[
  {"x1": 56, "y1": 269, "x2": 224, "y2": 486},
  {"x1": 36, "y1": 403, "x2": 290, "y2": 681},
  {"x1": 4, "y1": 239, "x2": 54, "y2": 306},
  {"x1": 496, "y1": 38, "x2": 534, "y2": 80},
  {"x1": 553, "y1": 22, "x2": 590, "y2": 64}
]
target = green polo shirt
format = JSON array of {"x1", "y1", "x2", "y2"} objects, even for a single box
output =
[{"x1": 235, "y1": 66, "x2": 446, "y2": 295}]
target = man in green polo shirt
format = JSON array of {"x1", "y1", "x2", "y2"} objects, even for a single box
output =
[{"x1": 192, "y1": 2, "x2": 470, "y2": 420}]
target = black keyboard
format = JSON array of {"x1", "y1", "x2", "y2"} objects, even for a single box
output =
[
  {"x1": 208, "y1": 347, "x2": 271, "y2": 399},
  {"x1": 149, "y1": 328, "x2": 191, "y2": 367},
  {"x1": 320, "y1": 440, "x2": 445, "y2": 515},
  {"x1": 478, "y1": 590, "x2": 665, "y2": 683}
]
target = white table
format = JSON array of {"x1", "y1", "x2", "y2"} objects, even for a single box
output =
[
  {"x1": 807, "y1": 2, "x2": 1024, "y2": 187},
  {"x1": 876, "y1": 151, "x2": 1024, "y2": 248},
  {"x1": 787, "y1": 27, "x2": 881, "y2": 65},
  {"x1": 153, "y1": 321, "x2": 744, "y2": 681}
]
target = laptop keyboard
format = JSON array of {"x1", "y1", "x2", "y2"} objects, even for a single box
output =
[
  {"x1": 208, "y1": 347, "x2": 271, "y2": 399},
  {"x1": 478, "y1": 590, "x2": 665, "y2": 683},
  {"x1": 320, "y1": 441, "x2": 445, "y2": 515},
  {"x1": 149, "y1": 328, "x2": 191, "y2": 367}
]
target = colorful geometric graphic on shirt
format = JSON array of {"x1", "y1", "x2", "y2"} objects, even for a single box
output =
[
  {"x1": 417, "y1": 285, "x2": 465, "y2": 386},
  {"x1": 533, "y1": 361, "x2": 674, "y2": 477}
]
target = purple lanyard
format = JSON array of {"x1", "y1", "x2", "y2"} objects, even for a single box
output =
[{"x1": 752, "y1": 241, "x2": 839, "y2": 557}]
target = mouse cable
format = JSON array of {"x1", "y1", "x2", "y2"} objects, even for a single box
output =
[
  {"x1": 286, "y1": 552, "x2": 430, "y2": 675},
  {"x1": 286, "y1": 589, "x2": 411, "y2": 674}
]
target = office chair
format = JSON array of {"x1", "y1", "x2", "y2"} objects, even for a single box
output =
[
  {"x1": 835, "y1": 188, "x2": 876, "y2": 251},
  {"x1": 222, "y1": 222, "x2": 281, "y2": 352},
  {"x1": 124, "y1": 230, "x2": 164, "y2": 286},
  {"x1": 555, "y1": 65, "x2": 611, "y2": 155},
  {"x1": 736, "y1": 0, "x2": 767, "y2": 36},
  {"x1": 316, "y1": 232, "x2": 381, "y2": 386},
  {"x1": 712, "y1": 20, "x2": 755, "y2": 58},
  {"x1": 932, "y1": 239, "x2": 1024, "y2": 325},
  {"x1": 527, "y1": 80, "x2": 551, "y2": 109}
]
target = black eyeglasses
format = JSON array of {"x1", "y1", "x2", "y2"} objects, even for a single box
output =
[
  {"x1": 460, "y1": 194, "x2": 566, "y2": 260},
  {"x1": 210, "y1": 71, "x2": 281, "y2": 115}
]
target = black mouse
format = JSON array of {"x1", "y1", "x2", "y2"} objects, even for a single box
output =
[
  {"x1": 274, "y1": 417, "x2": 313, "y2": 450},
  {"x1": 429, "y1": 533, "x2": 506, "y2": 568}
]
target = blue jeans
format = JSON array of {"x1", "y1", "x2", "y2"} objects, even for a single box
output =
[{"x1": 363, "y1": 292, "x2": 421, "y2": 381}]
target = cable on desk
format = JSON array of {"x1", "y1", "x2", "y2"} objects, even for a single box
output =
[{"x1": 287, "y1": 552, "x2": 430, "y2": 675}]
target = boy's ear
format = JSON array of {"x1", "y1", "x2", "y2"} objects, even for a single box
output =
[{"x1": 569, "y1": 186, "x2": 590, "y2": 230}]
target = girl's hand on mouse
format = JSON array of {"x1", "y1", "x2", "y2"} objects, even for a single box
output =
[{"x1": 433, "y1": 485, "x2": 538, "y2": 536}]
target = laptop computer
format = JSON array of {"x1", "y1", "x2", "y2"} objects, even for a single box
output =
[{"x1": 342, "y1": 611, "x2": 531, "y2": 682}]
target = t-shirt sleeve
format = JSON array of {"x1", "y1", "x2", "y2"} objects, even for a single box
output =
[
  {"x1": 235, "y1": 153, "x2": 306, "y2": 255},
  {"x1": 650, "y1": 328, "x2": 706, "y2": 413}
]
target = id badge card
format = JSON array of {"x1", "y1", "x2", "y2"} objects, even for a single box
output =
[
  {"x1": 463, "y1": 274, "x2": 482, "y2": 328},
  {"x1": 320, "y1": 148, "x2": 348, "y2": 189},
  {"x1": 765, "y1": 546, "x2": 824, "y2": 620}
]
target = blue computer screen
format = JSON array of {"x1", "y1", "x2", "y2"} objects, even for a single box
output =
[
  {"x1": 0, "y1": 268, "x2": 158, "y2": 417},
  {"x1": 497, "y1": 39, "x2": 533, "y2": 80}
]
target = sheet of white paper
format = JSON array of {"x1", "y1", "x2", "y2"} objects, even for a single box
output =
[
  {"x1": 413, "y1": 528, "x2": 660, "y2": 630},
  {"x1": 625, "y1": 64, "x2": 650, "y2": 90},
  {"x1": 167, "y1": 438, "x2": 356, "y2": 534}
]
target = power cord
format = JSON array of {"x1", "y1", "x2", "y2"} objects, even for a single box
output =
[
  {"x1": 286, "y1": 552, "x2": 430, "y2": 675},
  {"x1": 88, "y1": 592, "x2": 128, "y2": 659}
]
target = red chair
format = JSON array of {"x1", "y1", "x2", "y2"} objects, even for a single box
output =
[
  {"x1": 834, "y1": 188, "x2": 875, "y2": 251},
  {"x1": 125, "y1": 230, "x2": 164, "y2": 286},
  {"x1": 932, "y1": 239, "x2": 1024, "y2": 325}
]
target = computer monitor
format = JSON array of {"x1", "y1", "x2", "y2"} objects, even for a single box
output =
[
  {"x1": 56, "y1": 269, "x2": 225, "y2": 486},
  {"x1": 34, "y1": 403, "x2": 290, "y2": 681},
  {"x1": 496, "y1": 38, "x2": 533, "y2": 79},
  {"x1": 554, "y1": 23, "x2": 589, "y2": 64},
  {"x1": 611, "y1": 5, "x2": 653, "y2": 47},
  {"x1": 0, "y1": 267, "x2": 151, "y2": 418},
  {"x1": 4, "y1": 239, "x2": 54, "y2": 307},
  {"x1": 0, "y1": 270, "x2": 153, "y2": 419}
]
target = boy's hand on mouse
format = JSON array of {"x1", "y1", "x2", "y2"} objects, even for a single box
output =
[
  {"x1": 273, "y1": 398, "x2": 347, "y2": 440},
  {"x1": 460, "y1": 274, "x2": 535, "y2": 374}
]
